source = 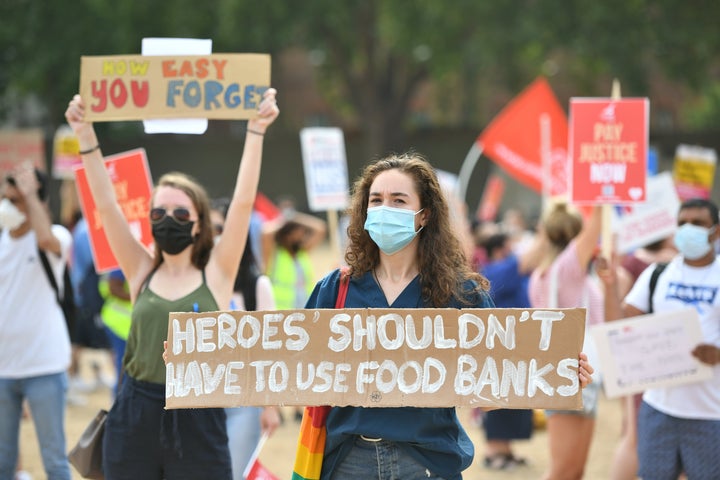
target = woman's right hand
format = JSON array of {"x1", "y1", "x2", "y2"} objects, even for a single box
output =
[{"x1": 64, "y1": 94, "x2": 95, "y2": 140}]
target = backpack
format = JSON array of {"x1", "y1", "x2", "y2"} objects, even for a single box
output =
[
  {"x1": 648, "y1": 262, "x2": 668, "y2": 314},
  {"x1": 38, "y1": 249, "x2": 77, "y2": 337}
]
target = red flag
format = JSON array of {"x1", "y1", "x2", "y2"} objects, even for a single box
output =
[
  {"x1": 245, "y1": 458, "x2": 279, "y2": 480},
  {"x1": 477, "y1": 77, "x2": 568, "y2": 196},
  {"x1": 253, "y1": 192, "x2": 281, "y2": 221}
]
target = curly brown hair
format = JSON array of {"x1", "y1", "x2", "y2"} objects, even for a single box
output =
[
  {"x1": 345, "y1": 152, "x2": 489, "y2": 306},
  {"x1": 150, "y1": 172, "x2": 214, "y2": 271}
]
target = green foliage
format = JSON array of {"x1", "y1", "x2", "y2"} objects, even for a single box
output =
[{"x1": 2, "y1": 0, "x2": 720, "y2": 142}]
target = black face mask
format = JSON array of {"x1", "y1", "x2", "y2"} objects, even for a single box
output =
[{"x1": 151, "y1": 216, "x2": 195, "y2": 255}]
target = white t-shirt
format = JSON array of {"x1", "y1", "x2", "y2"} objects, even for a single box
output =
[
  {"x1": 625, "y1": 255, "x2": 720, "y2": 420},
  {"x1": 0, "y1": 225, "x2": 73, "y2": 377}
]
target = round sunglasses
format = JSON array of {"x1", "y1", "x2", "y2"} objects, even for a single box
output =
[{"x1": 149, "y1": 207, "x2": 192, "y2": 224}]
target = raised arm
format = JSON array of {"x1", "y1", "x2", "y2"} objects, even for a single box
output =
[
  {"x1": 207, "y1": 89, "x2": 279, "y2": 303},
  {"x1": 574, "y1": 205, "x2": 603, "y2": 270},
  {"x1": 596, "y1": 255, "x2": 645, "y2": 322},
  {"x1": 11, "y1": 165, "x2": 60, "y2": 255},
  {"x1": 65, "y1": 95, "x2": 153, "y2": 292}
]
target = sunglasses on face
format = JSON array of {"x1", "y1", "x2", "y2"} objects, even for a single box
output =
[{"x1": 149, "y1": 207, "x2": 192, "y2": 224}]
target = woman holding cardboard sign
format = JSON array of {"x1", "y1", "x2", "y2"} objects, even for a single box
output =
[
  {"x1": 65, "y1": 89, "x2": 278, "y2": 480},
  {"x1": 300, "y1": 153, "x2": 594, "y2": 480}
]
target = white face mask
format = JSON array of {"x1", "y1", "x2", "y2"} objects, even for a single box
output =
[{"x1": 0, "y1": 198, "x2": 27, "y2": 231}]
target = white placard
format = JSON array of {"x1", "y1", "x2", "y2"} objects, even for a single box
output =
[
  {"x1": 141, "y1": 38, "x2": 212, "y2": 134},
  {"x1": 300, "y1": 127, "x2": 350, "y2": 212},
  {"x1": 590, "y1": 307, "x2": 713, "y2": 398},
  {"x1": 611, "y1": 171, "x2": 680, "y2": 254}
]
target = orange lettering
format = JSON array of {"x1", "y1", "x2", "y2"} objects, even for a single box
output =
[
  {"x1": 178, "y1": 60, "x2": 194, "y2": 77},
  {"x1": 212, "y1": 59, "x2": 227, "y2": 80},
  {"x1": 195, "y1": 58, "x2": 209, "y2": 79},
  {"x1": 162, "y1": 60, "x2": 177, "y2": 77}
]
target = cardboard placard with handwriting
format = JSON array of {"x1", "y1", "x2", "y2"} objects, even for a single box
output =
[
  {"x1": 165, "y1": 307, "x2": 586, "y2": 410},
  {"x1": 79, "y1": 54, "x2": 270, "y2": 122}
]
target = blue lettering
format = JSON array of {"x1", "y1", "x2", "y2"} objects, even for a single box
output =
[
  {"x1": 204, "y1": 81, "x2": 223, "y2": 110},
  {"x1": 225, "y1": 84, "x2": 241, "y2": 108},
  {"x1": 244, "y1": 85, "x2": 257, "y2": 109},
  {"x1": 183, "y1": 81, "x2": 202, "y2": 107},
  {"x1": 167, "y1": 80, "x2": 183, "y2": 107},
  {"x1": 666, "y1": 282, "x2": 718, "y2": 305}
]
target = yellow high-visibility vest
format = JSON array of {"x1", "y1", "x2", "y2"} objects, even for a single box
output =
[
  {"x1": 98, "y1": 276, "x2": 132, "y2": 340},
  {"x1": 268, "y1": 247, "x2": 314, "y2": 310}
]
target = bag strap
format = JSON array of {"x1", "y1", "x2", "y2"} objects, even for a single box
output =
[
  {"x1": 648, "y1": 262, "x2": 668, "y2": 314},
  {"x1": 335, "y1": 267, "x2": 350, "y2": 309},
  {"x1": 38, "y1": 248, "x2": 62, "y2": 304}
]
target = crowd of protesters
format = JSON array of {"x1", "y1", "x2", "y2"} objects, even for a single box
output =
[{"x1": 1, "y1": 90, "x2": 718, "y2": 479}]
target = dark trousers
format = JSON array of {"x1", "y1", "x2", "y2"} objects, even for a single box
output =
[{"x1": 102, "y1": 375, "x2": 232, "y2": 480}]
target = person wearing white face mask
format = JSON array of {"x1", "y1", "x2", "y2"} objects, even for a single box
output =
[
  {"x1": 601, "y1": 197, "x2": 720, "y2": 480},
  {"x1": 0, "y1": 165, "x2": 73, "y2": 480}
]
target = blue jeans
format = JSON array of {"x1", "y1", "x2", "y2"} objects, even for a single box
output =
[
  {"x1": 0, "y1": 372, "x2": 71, "y2": 480},
  {"x1": 226, "y1": 407, "x2": 261, "y2": 480},
  {"x1": 330, "y1": 437, "x2": 445, "y2": 480}
]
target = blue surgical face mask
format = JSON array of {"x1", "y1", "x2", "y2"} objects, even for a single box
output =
[
  {"x1": 364, "y1": 205, "x2": 424, "y2": 255},
  {"x1": 674, "y1": 223, "x2": 715, "y2": 260}
]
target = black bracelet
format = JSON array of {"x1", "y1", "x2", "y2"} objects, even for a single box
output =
[
  {"x1": 246, "y1": 128, "x2": 265, "y2": 137},
  {"x1": 79, "y1": 144, "x2": 100, "y2": 155}
]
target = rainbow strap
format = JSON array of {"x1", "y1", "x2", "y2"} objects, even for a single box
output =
[{"x1": 291, "y1": 406, "x2": 331, "y2": 480}]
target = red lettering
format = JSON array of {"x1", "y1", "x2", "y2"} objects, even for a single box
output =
[
  {"x1": 162, "y1": 60, "x2": 177, "y2": 77},
  {"x1": 195, "y1": 58, "x2": 209, "y2": 79},
  {"x1": 109, "y1": 79, "x2": 128, "y2": 108},
  {"x1": 131, "y1": 80, "x2": 149, "y2": 107},
  {"x1": 178, "y1": 60, "x2": 194, "y2": 77},
  {"x1": 90, "y1": 80, "x2": 107, "y2": 112}
]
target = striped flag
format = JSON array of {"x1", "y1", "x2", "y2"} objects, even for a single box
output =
[{"x1": 291, "y1": 406, "x2": 331, "y2": 480}]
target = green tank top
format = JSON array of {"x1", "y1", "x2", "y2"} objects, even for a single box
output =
[{"x1": 123, "y1": 269, "x2": 218, "y2": 384}]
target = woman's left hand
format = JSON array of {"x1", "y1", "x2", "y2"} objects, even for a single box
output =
[
  {"x1": 247, "y1": 88, "x2": 279, "y2": 134},
  {"x1": 578, "y1": 352, "x2": 594, "y2": 388},
  {"x1": 260, "y1": 406, "x2": 281, "y2": 436}
]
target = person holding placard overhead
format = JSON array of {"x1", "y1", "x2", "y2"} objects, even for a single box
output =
[
  {"x1": 600, "y1": 198, "x2": 720, "y2": 480},
  {"x1": 300, "y1": 153, "x2": 595, "y2": 480},
  {"x1": 64, "y1": 89, "x2": 279, "y2": 480},
  {"x1": 527, "y1": 201, "x2": 603, "y2": 480}
]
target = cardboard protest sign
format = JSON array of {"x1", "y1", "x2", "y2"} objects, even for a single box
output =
[
  {"x1": 569, "y1": 98, "x2": 649, "y2": 204},
  {"x1": 165, "y1": 307, "x2": 586, "y2": 410},
  {"x1": 477, "y1": 78, "x2": 569, "y2": 197},
  {"x1": 141, "y1": 37, "x2": 212, "y2": 134},
  {"x1": 299, "y1": 127, "x2": 350, "y2": 212},
  {"x1": 672, "y1": 144, "x2": 717, "y2": 201},
  {"x1": 52, "y1": 125, "x2": 81, "y2": 179},
  {"x1": 0, "y1": 129, "x2": 45, "y2": 178},
  {"x1": 569, "y1": 98, "x2": 650, "y2": 204},
  {"x1": 590, "y1": 307, "x2": 712, "y2": 398},
  {"x1": 611, "y1": 172, "x2": 680, "y2": 254},
  {"x1": 74, "y1": 149, "x2": 154, "y2": 272},
  {"x1": 79, "y1": 54, "x2": 270, "y2": 122}
]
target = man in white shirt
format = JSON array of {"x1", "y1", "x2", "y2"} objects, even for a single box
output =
[
  {"x1": 604, "y1": 198, "x2": 720, "y2": 480},
  {"x1": 0, "y1": 165, "x2": 72, "y2": 480}
]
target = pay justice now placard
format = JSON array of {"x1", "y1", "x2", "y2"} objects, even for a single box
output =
[
  {"x1": 79, "y1": 54, "x2": 271, "y2": 121},
  {"x1": 165, "y1": 307, "x2": 586, "y2": 410}
]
